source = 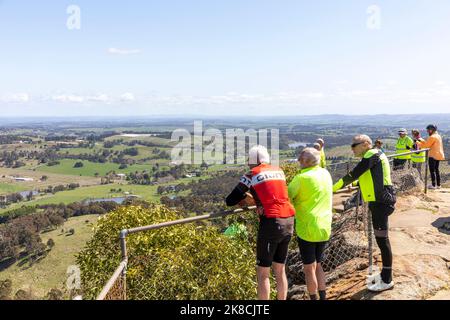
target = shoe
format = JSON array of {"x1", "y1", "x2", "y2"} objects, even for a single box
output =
[
  {"x1": 436, "y1": 186, "x2": 441, "y2": 190},
  {"x1": 366, "y1": 273, "x2": 381, "y2": 286},
  {"x1": 428, "y1": 185, "x2": 436, "y2": 190},
  {"x1": 368, "y1": 280, "x2": 394, "y2": 292}
]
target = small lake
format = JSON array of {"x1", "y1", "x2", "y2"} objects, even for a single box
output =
[
  {"x1": 85, "y1": 197, "x2": 127, "y2": 204},
  {"x1": 120, "y1": 134, "x2": 156, "y2": 138},
  {"x1": 19, "y1": 190, "x2": 39, "y2": 198}
]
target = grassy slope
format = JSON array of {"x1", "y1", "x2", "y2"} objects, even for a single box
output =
[
  {"x1": 0, "y1": 183, "x2": 161, "y2": 215},
  {"x1": 35, "y1": 160, "x2": 152, "y2": 177},
  {"x1": 0, "y1": 214, "x2": 99, "y2": 299}
]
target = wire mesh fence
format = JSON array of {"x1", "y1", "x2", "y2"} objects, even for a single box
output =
[
  {"x1": 287, "y1": 190, "x2": 371, "y2": 296},
  {"x1": 95, "y1": 150, "x2": 434, "y2": 301}
]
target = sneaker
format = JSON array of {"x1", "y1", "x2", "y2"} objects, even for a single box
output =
[
  {"x1": 366, "y1": 273, "x2": 381, "y2": 286},
  {"x1": 436, "y1": 186, "x2": 441, "y2": 190},
  {"x1": 368, "y1": 280, "x2": 394, "y2": 292},
  {"x1": 428, "y1": 185, "x2": 436, "y2": 190}
]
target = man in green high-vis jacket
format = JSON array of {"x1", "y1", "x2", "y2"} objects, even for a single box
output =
[
  {"x1": 288, "y1": 148, "x2": 333, "y2": 300},
  {"x1": 394, "y1": 128, "x2": 414, "y2": 170},
  {"x1": 333, "y1": 135, "x2": 397, "y2": 293}
]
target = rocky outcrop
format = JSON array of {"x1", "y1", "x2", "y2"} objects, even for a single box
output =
[{"x1": 323, "y1": 189, "x2": 450, "y2": 300}]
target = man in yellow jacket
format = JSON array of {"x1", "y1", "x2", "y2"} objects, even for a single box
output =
[
  {"x1": 288, "y1": 148, "x2": 333, "y2": 300},
  {"x1": 394, "y1": 128, "x2": 414, "y2": 170},
  {"x1": 418, "y1": 125, "x2": 446, "y2": 189},
  {"x1": 333, "y1": 135, "x2": 396, "y2": 292}
]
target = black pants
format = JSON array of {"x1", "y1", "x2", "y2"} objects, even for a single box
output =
[
  {"x1": 369, "y1": 202, "x2": 394, "y2": 284},
  {"x1": 393, "y1": 159, "x2": 407, "y2": 171},
  {"x1": 429, "y1": 157, "x2": 441, "y2": 187}
]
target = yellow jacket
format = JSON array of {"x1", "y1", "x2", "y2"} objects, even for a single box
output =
[{"x1": 418, "y1": 133, "x2": 445, "y2": 161}]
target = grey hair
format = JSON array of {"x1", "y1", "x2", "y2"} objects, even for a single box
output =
[
  {"x1": 298, "y1": 147, "x2": 321, "y2": 167},
  {"x1": 353, "y1": 134, "x2": 373, "y2": 146}
]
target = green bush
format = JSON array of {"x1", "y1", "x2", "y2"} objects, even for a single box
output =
[{"x1": 77, "y1": 204, "x2": 257, "y2": 300}]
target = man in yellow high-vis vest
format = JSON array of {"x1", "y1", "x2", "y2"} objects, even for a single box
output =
[
  {"x1": 394, "y1": 128, "x2": 413, "y2": 170},
  {"x1": 333, "y1": 135, "x2": 396, "y2": 292}
]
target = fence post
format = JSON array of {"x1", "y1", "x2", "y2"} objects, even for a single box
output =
[
  {"x1": 120, "y1": 230, "x2": 128, "y2": 300},
  {"x1": 367, "y1": 205, "x2": 373, "y2": 275},
  {"x1": 424, "y1": 150, "x2": 429, "y2": 194}
]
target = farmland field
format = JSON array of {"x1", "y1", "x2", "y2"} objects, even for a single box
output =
[{"x1": 0, "y1": 215, "x2": 99, "y2": 299}]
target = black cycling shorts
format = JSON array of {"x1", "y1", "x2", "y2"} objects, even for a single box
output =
[
  {"x1": 369, "y1": 202, "x2": 395, "y2": 232},
  {"x1": 297, "y1": 237, "x2": 328, "y2": 265},
  {"x1": 256, "y1": 216, "x2": 294, "y2": 267}
]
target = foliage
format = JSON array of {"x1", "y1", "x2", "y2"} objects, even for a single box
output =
[
  {"x1": 281, "y1": 162, "x2": 301, "y2": 184},
  {"x1": 77, "y1": 204, "x2": 257, "y2": 300}
]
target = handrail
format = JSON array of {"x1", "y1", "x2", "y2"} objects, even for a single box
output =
[
  {"x1": 96, "y1": 260, "x2": 127, "y2": 300},
  {"x1": 385, "y1": 148, "x2": 430, "y2": 159},
  {"x1": 96, "y1": 205, "x2": 257, "y2": 300}
]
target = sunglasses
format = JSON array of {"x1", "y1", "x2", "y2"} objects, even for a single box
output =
[{"x1": 351, "y1": 142, "x2": 364, "y2": 148}]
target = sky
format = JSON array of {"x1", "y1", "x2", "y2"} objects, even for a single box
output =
[{"x1": 1, "y1": 0, "x2": 450, "y2": 117}]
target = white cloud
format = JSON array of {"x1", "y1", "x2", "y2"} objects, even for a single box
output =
[
  {"x1": 52, "y1": 94, "x2": 85, "y2": 103},
  {"x1": 120, "y1": 93, "x2": 136, "y2": 102},
  {"x1": 87, "y1": 94, "x2": 109, "y2": 102},
  {"x1": 1, "y1": 93, "x2": 30, "y2": 103},
  {"x1": 108, "y1": 48, "x2": 142, "y2": 55}
]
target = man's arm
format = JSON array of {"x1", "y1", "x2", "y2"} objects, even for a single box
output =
[
  {"x1": 418, "y1": 136, "x2": 435, "y2": 149},
  {"x1": 406, "y1": 137, "x2": 414, "y2": 149},
  {"x1": 225, "y1": 175, "x2": 251, "y2": 206},
  {"x1": 288, "y1": 175, "x2": 301, "y2": 203},
  {"x1": 333, "y1": 154, "x2": 380, "y2": 192}
]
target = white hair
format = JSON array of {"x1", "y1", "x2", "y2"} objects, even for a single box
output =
[
  {"x1": 249, "y1": 145, "x2": 271, "y2": 165},
  {"x1": 299, "y1": 147, "x2": 320, "y2": 168},
  {"x1": 353, "y1": 134, "x2": 373, "y2": 146}
]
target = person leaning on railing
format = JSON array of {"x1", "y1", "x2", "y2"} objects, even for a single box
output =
[
  {"x1": 287, "y1": 148, "x2": 333, "y2": 300},
  {"x1": 333, "y1": 135, "x2": 396, "y2": 292},
  {"x1": 411, "y1": 129, "x2": 426, "y2": 177},
  {"x1": 315, "y1": 138, "x2": 327, "y2": 169},
  {"x1": 393, "y1": 128, "x2": 414, "y2": 171},
  {"x1": 417, "y1": 124, "x2": 446, "y2": 189},
  {"x1": 225, "y1": 145, "x2": 295, "y2": 300}
]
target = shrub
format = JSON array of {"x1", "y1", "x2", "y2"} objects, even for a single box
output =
[
  {"x1": 76, "y1": 204, "x2": 256, "y2": 300},
  {"x1": 73, "y1": 162, "x2": 84, "y2": 168}
]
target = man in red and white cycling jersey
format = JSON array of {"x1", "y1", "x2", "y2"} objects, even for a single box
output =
[{"x1": 226, "y1": 145, "x2": 295, "y2": 300}]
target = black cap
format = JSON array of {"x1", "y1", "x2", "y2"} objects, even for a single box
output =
[{"x1": 426, "y1": 124, "x2": 437, "y2": 131}]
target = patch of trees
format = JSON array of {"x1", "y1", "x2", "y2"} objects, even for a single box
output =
[
  {"x1": 73, "y1": 161, "x2": 84, "y2": 168},
  {"x1": 44, "y1": 135, "x2": 77, "y2": 142},
  {"x1": 0, "y1": 201, "x2": 119, "y2": 262},
  {"x1": 123, "y1": 147, "x2": 139, "y2": 156},
  {"x1": 123, "y1": 139, "x2": 169, "y2": 148},
  {"x1": 160, "y1": 171, "x2": 242, "y2": 215},
  {"x1": 126, "y1": 164, "x2": 189, "y2": 185},
  {"x1": 0, "y1": 135, "x2": 33, "y2": 145},
  {"x1": 85, "y1": 131, "x2": 118, "y2": 142}
]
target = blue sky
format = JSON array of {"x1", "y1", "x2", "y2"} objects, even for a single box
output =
[{"x1": 1, "y1": 0, "x2": 450, "y2": 117}]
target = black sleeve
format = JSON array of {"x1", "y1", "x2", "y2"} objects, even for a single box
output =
[
  {"x1": 341, "y1": 154, "x2": 380, "y2": 186},
  {"x1": 225, "y1": 184, "x2": 248, "y2": 206}
]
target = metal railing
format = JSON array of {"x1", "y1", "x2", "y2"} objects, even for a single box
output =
[
  {"x1": 95, "y1": 149, "x2": 431, "y2": 300},
  {"x1": 96, "y1": 206, "x2": 257, "y2": 300}
]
